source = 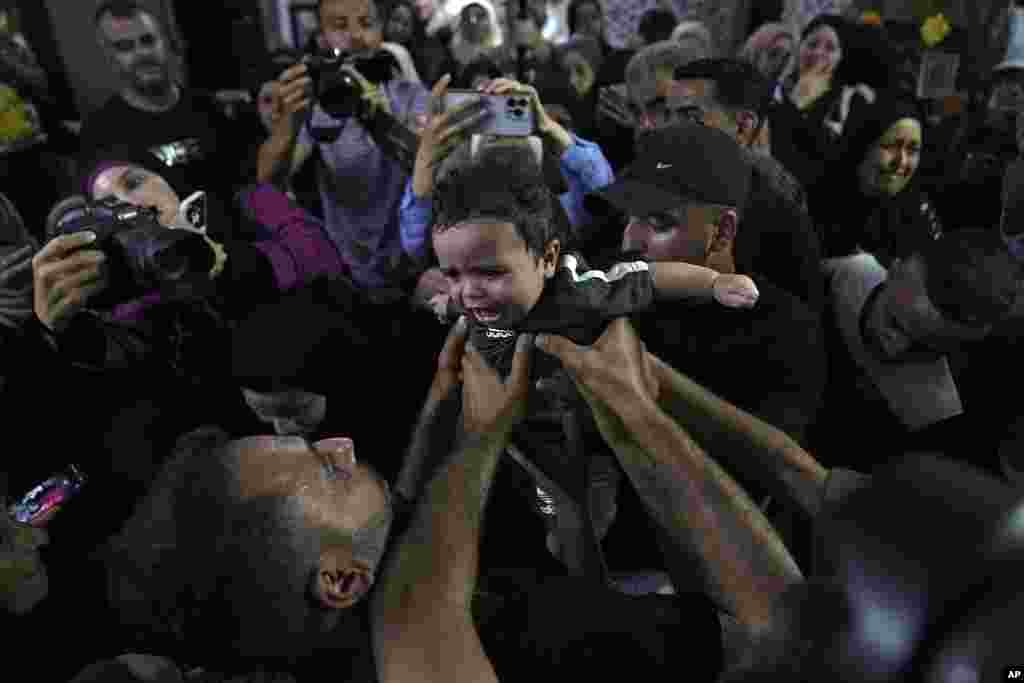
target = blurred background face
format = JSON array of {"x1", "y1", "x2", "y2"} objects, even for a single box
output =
[
  {"x1": 99, "y1": 11, "x2": 171, "y2": 96},
  {"x1": 413, "y1": 0, "x2": 435, "y2": 21},
  {"x1": 385, "y1": 3, "x2": 414, "y2": 44},
  {"x1": 857, "y1": 118, "x2": 922, "y2": 198},
  {"x1": 757, "y1": 34, "x2": 793, "y2": 82},
  {"x1": 799, "y1": 25, "x2": 841, "y2": 75},
  {"x1": 562, "y1": 49, "x2": 595, "y2": 97},
  {"x1": 460, "y1": 3, "x2": 492, "y2": 44},
  {"x1": 320, "y1": 0, "x2": 383, "y2": 53},
  {"x1": 574, "y1": 1, "x2": 603, "y2": 40}
]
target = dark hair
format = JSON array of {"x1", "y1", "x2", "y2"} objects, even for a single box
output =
[
  {"x1": 637, "y1": 9, "x2": 677, "y2": 45},
  {"x1": 800, "y1": 13, "x2": 893, "y2": 91},
  {"x1": 674, "y1": 57, "x2": 773, "y2": 120},
  {"x1": 105, "y1": 427, "x2": 339, "y2": 671},
  {"x1": 454, "y1": 54, "x2": 504, "y2": 89},
  {"x1": 383, "y1": 0, "x2": 427, "y2": 46},
  {"x1": 567, "y1": 0, "x2": 603, "y2": 37},
  {"x1": 918, "y1": 228, "x2": 1022, "y2": 327},
  {"x1": 94, "y1": 0, "x2": 150, "y2": 28},
  {"x1": 433, "y1": 144, "x2": 559, "y2": 258}
]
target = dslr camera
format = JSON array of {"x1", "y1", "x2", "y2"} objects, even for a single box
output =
[
  {"x1": 303, "y1": 47, "x2": 399, "y2": 119},
  {"x1": 47, "y1": 196, "x2": 215, "y2": 307}
]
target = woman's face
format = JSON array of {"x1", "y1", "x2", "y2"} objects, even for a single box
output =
[
  {"x1": 574, "y1": 2, "x2": 603, "y2": 40},
  {"x1": 385, "y1": 4, "x2": 414, "y2": 45},
  {"x1": 857, "y1": 118, "x2": 923, "y2": 197},
  {"x1": 460, "y1": 4, "x2": 493, "y2": 44},
  {"x1": 757, "y1": 34, "x2": 793, "y2": 82},
  {"x1": 799, "y1": 25, "x2": 842, "y2": 75},
  {"x1": 92, "y1": 164, "x2": 181, "y2": 228},
  {"x1": 562, "y1": 49, "x2": 595, "y2": 97}
]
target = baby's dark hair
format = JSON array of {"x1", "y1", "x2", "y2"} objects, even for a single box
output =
[{"x1": 432, "y1": 143, "x2": 561, "y2": 259}]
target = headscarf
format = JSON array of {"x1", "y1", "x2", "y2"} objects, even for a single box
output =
[
  {"x1": 669, "y1": 20, "x2": 713, "y2": 59},
  {"x1": 837, "y1": 95, "x2": 924, "y2": 175}
]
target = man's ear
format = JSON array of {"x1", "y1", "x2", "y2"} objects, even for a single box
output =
[
  {"x1": 542, "y1": 238, "x2": 561, "y2": 278},
  {"x1": 311, "y1": 549, "x2": 374, "y2": 610},
  {"x1": 709, "y1": 209, "x2": 737, "y2": 254}
]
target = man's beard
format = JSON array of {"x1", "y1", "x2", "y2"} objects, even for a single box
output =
[{"x1": 133, "y1": 64, "x2": 172, "y2": 98}]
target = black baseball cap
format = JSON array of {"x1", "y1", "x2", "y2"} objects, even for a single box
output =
[{"x1": 589, "y1": 123, "x2": 751, "y2": 216}]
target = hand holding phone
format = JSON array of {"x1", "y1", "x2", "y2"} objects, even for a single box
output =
[{"x1": 443, "y1": 89, "x2": 535, "y2": 137}]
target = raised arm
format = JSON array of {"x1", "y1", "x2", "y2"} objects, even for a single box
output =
[
  {"x1": 373, "y1": 321, "x2": 533, "y2": 683},
  {"x1": 256, "y1": 64, "x2": 315, "y2": 186},
  {"x1": 535, "y1": 320, "x2": 803, "y2": 628},
  {"x1": 646, "y1": 353, "x2": 829, "y2": 519}
]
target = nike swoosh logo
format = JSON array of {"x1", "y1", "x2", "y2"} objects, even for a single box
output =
[{"x1": 656, "y1": 162, "x2": 672, "y2": 170}]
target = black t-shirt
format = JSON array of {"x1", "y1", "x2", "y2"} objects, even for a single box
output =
[
  {"x1": 631, "y1": 275, "x2": 826, "y2": 448},
  {"x1": 78, "y1": 92, "x2": 242, "y2": 199}
]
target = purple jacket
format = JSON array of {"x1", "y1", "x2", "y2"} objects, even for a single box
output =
[{"x1": 110, "y1": 183, "x2": 347, "y2": 323}]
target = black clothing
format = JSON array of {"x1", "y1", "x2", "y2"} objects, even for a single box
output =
[
  {"x1": 79, "y1": 91, "x2": 246, "y2": 201},
  {"x1": 739, "y1": 151, "x2": 825, "y2": 312}
]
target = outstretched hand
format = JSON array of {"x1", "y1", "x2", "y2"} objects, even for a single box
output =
[
  {"x1": 461, "y1": 333, "x2": 533, "y2": 436},
  {"x1": 534, "y1": 318, "x2": 658, "y2": 420},
  {"x1": 412, "y1": 74, "x2": 491, "y2": 197}
]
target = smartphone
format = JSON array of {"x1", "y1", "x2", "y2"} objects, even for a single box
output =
[
  {"x1": 443, "y1": 89, "x2": 535, "y2": 137},
  {"x1": 8, "y1": 465, "x2": 87, "y2": 527}
]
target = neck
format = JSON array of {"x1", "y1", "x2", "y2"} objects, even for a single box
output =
[{"x1": 122, "y1": 83, "x2": 180, "y2": 113}]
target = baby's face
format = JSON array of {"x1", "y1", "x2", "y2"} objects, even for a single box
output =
[{"x1": 433, "y1": 219, "x2": 557, "y2": 329}]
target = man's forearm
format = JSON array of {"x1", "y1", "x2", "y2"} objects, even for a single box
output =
[
  {"x1": 603, "y1": 395, "x2": 802, "y2": 626},
  {"x1": 257, "y1": 129, "x2": 298, "y2": 185},
  {"x1": 373, "y1": 429, "x2": 506, "y2": 683},
  {"x1": 650, "y1": 262, "x2": 718, "y2": 301},
  {"x1": 395, "y1": 385, "x2": 462, "y2": 503},
  {"x1": 384, "y1": 430, "x2": 505, "y2": 608},
  {"x1": 649, "y1": 355, "x2": 828, "y2": 518}
]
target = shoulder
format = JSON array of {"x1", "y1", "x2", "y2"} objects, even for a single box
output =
[{"x1": 746, "y1": 150, "x2": 808, "y2": 210}]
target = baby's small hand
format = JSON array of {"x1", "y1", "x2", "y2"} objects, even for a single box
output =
[{"x1": 712, "y1": 273, "x2": 759, "y2": 308}]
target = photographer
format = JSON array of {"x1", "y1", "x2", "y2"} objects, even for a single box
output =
[
  {"x1": 24, "y1": 148, "x2": 359, "y2": 522},
  {"x1": 257, "y1": 0, "x2": 430, "y2": 302}
]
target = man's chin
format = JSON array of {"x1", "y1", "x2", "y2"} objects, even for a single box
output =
[{"x1": 135, "y1": 78, "x2": 172, "y2": 98}]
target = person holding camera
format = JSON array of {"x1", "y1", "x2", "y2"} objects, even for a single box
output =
[
  {"x1": 258, "y1": 0, "x2": 431, "y2": 304},
  {"x1": 22, "y1": 146, "x2": 364, "y2": 542}
]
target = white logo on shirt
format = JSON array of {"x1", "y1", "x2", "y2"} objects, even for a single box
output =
[{"x1": 656, "y1": 162, "x2": 672, "y2": 170}]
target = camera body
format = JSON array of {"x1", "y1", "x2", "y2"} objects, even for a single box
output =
[
  {"x1": 303, "y1": 47, "x2": 398, "y2": 119},
  {"x1": 443, "y1": 89, "x2": 535, "y2": 137},
  {"x1": 48, "y1": 196, "x2": 214, "y2": 307}
]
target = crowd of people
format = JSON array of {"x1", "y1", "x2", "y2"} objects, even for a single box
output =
[{"x1": 1, "y1": 0, "x2": 1024, "y2": 680}]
